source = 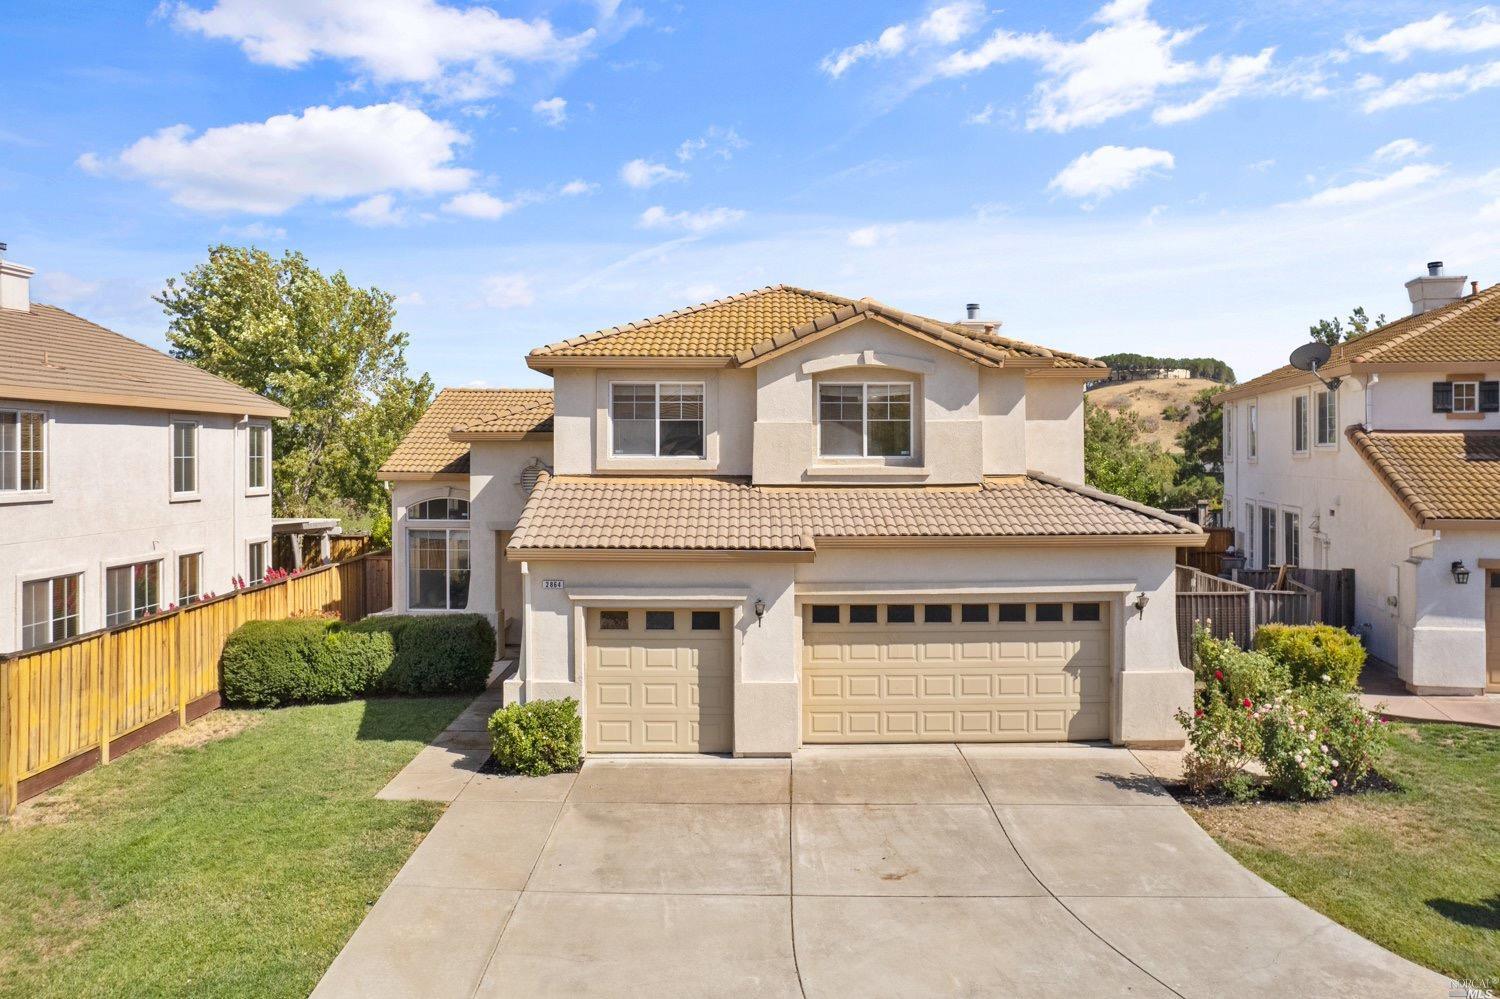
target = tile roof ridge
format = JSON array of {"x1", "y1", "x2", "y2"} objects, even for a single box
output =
[
  {"x1": 451, "y1": 396, "x2": 556, "y2": 433},
  {"x1": 1351, "y1": 282, "x2": 1500, "y2": 364},
  {"x1": 529, "y1": 285, "x2": 800, "y2": 357},
  {"x1": 1024, "y1": 470, "x2": 1203, "y2": 532}
]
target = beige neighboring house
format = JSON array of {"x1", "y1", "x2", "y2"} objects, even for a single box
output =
[
  {"x1": 0, "y1": 249, "x2": 288, "y2": 654},
  {"x1": 381, "y1": 286, "x2": 1205, "y2": 755},
  {"x1": 1222, "y1": 262, "x2": 1500, "y2": 695}
]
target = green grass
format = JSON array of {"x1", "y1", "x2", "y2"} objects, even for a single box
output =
[
  {"x1": 0, "y1": 696, "x2": 469, "y2": 999},
  {"x1": 1188, "y1": 722, "x2": 1500, "y2": 987}
]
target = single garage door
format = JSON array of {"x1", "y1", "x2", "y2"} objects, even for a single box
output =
[
  {"x1": 584, "y1": 607, "x2": 733, "y2": 753},
  {"x1": 802, "y1": 599, "x2": 1110, "y2": 743}
]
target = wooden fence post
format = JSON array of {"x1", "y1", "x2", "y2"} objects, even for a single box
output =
[
  {"x1": 98, "y1": 638, "x2": 111, "y2": 766},
  {"x1": 1, "y1": 657, "x2": 15, "y2": 816}
]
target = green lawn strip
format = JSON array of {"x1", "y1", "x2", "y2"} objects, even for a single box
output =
[
  {"x1": 1189, "y1": 722, "x2": 1499, "y2": 986},
  {"x1": 0, "y1": 696, "x2": 468, "y2": 999}
]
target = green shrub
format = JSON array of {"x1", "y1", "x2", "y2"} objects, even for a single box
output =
[
  {"x1": 488, "y1": 699, "x2": 582, "y2": 776},
  {"x1": 221, "y1": 619, "x2": 391, "y2": 708},
  {"x1": 1253, "y1": 624, "x2": 1367, "y2": 689},
  {"x1": 350, "y1": 614, "x2": 494, "y2": 695},
  {"x1": 1258, "y1": 692, "x2": 1339, "y2": 799},
  {"x1": 1176, "y1": 680, "x2": 1262, "y2": 796},
  {"x1": 1191, "y1": 625, "x2": 1291, "y2": 704},
  {"x1": 1302, "y1": 684, "x2": 1391, "y2": 789}
]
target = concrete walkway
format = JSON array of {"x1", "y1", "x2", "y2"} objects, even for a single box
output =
[
  {"x1": 1360, "y1": 658, "x2": 1500, "y2": 729},
  {"x1": 318, "y1": 743, "x2": 1445, "y2": 999}
]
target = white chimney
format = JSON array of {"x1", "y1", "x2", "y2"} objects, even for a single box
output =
[
  {"x1": 955, "y1": 302, "x2": 1001, "y2": 335},
  {"x1": 1405, "y1": 260, "x2": 1467, "y2": 316},
  {"x1": 0, "y1": 243, "x2": 33, "y2": 313}
]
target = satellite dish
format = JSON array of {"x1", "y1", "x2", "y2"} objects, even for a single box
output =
[{"x1": 1289, "y1": 341, "x2": 1331, "y2": 372}]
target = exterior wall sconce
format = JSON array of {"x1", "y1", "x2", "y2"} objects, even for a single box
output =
[
  {"x1": 754, "y1": 598, "x2": 766, "y2": 621},
  {"x1": 1451, "y1": 561, "x2": 1471, "y2": 584},
  {"x1": 1133, "y1": 592, "x2": 1150, "y2": 615}
]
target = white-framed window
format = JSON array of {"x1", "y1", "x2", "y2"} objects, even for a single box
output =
[
  {"x1": 106, "y1": 560, "x2": 160, "y2": 627},
  {"x1": 247, "y1": 541, "x2": 269, "y2": 584},
  {"x1": 1453, "y1": 380, "x2": 1479, "y2": 414},
  {"x1": 1, "y1": 407, "x2": 46, "y2": 494},
  {"x1": 407, "y1": 497, "x2": 469, "y2": 521},
  {"x1": 21, "y1": 574, "x2": 81, "y2": 650},
  {"x1": 1315, "y1": 390, "x2": 1336, "y2": 446},
  {"x1": 1283, "y1": 510, "x2": 1301, "y2": 566},
  {"x1": 171, "y1": 419, "x2": 199, "y2": 497},
  {"x1": 818, "y1": 382, "x2": 914, "y2": 458},
  {"x1": 1258, "y1": 506, "x2": 1278, "y2": 569},
  {"x1": 1243, "y1": 501, "x2": 1254, "y2": 563},
  {"x1": 408, "y1": 528, "x2": 470, "y2": 609},
  {"x1": 247, "y1": 424, "x2": 269, "y2": 492},
  {"x1": 177, "y1": 552, "x2": 203, "y2": 605},
  {"x1": 1292, "y1": 394, "x2": 1309, "y2": 454},
  {"x1": 609, "y1": 382, "x2": 705, "y2": 458},
  {"x1": 1224, "y1": 404, "x2": 1233, "y2": 459},
  {"x1": 1247, "y1": 402, "x2": 1258, "y2": 460}
]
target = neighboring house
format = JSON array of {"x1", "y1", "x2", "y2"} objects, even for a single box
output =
[
  {"x1": 1221, "y1": 262, "x2": 1500, "y2": 695},
  {"x1": 0, "y1": 251, "x2": 288, "y2": 654},
  {"x1": 386, "y1": 286, "x2": 1204, "y2": 754}
]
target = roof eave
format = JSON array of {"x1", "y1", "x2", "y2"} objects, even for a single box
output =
[
  {"x1": 449, "y1": 430, "x2": 554, "y2": 442},
  {"x1": 0, "y1": 383, "x2": 289, "y2": 418}
]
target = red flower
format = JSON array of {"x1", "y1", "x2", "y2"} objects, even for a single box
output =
[
  {"x1": 1214, "y1": 670, "x2": 1225, "y2": 681},
  {"x1": 1242, "y1": 698, "x2": 1252, "y2": 708},
  {"x1": 1194, "y1": 708, "x2": 1204, "y2": 718}
]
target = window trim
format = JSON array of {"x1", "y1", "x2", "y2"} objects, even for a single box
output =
[
  {"x1": 103, "y1": 555, "x2": 163, "y2": 629},
  {"x1": 18, "y1": 571, "x2": 83, "y2": 650},
  {"x1": 607, "y1": 380, "x2": 707, "y2": 459},
  {"x1": 246, "y1": 422, "x2": 271, "y2": 496},
  {"x1": 1292, "y1": 392, "x2": 1309, "y2": 455},
  {"x1": 168, "y1": 416, "x2": 200, "y2": 501},
  {"x1": 404, "y1": 526, "x2": 470, "y2": 612},
  {"x1": 176, "y1": 550, "x2": 204, "y2": 606},
  {"x1": 1314, "y1": 389, "x2": 1337, "y2": 448},
  {"x1": 816, "y1": 380, "x2": 916, "y2": 460},
  {"x1": 246, "y1": 538, "x2": 270, "y2": 586},
  {"x1": 1282, "y1": 508, "x2": 1301, "y2": 567},
  {"x1": 1223, "y1": 403, "x2": 1233, "y2": 459},
  {"x1": 1451, "y1": 378, "x2": 1480, "y2": 415},
  {"x1": 1246, "y1": 401, "x2": 1259, "y2": 461},
  {"x1": 0, "y1": 405, "x2": 49, "y2": 501}
]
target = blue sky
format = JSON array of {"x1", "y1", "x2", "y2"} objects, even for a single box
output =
[{"x1": 2, "y1": 0, "x2": 1499, "y2": 390}]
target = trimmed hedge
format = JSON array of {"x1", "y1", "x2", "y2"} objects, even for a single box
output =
[
  {"x1": 1253, "y1": 623, "x2": 1367, "y2": 690},
  {"x1": 488, "y1": 698, "x2": 582, "y2": 776},
  {"x1": 220, "y1": 614, "x2": 495, "y2": 708}
]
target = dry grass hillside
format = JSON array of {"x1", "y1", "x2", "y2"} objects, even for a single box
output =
[{"x1": 1086, "y1": 377, "x2": 1223, "y2": 453}]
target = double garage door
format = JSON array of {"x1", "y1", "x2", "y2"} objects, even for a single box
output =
[{"x1": 802, "y1": 599, "x2": 1111, "y2": 743}]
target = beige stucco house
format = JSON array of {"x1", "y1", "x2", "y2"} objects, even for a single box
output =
[
  {"x1": 1222, "y1": 262, "x2": 1500, "y2": 695},
  {"x1": 0, "y1": 250, "x2": 288, "y2": 654},
  {"x1": 381, "y1": 286, "x2": 1205, "y2": 754}
]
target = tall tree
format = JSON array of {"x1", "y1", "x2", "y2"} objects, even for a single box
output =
[
  {"x1": 1308, "y1": 306, "x2": 1385, "y2": 346},
  {"x1": 1083, "y1": 402, "x2": 1178, "y2": 507},
  {"x1": 1176, "y1": 386, "x2": 1225, "y2": 478},
  {"x1": 158, "y1": 246, "x2": 433, "y2": 520}
]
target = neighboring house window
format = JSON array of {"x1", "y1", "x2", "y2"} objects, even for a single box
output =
[
  {"x1": 1432, "y1": 380, "x2": 1499, "y2": 414},
  {"x1": 1243, "y1": 502, "x2": 1254, "y2": 562},
  {"x1": 1, "y1": 408, "x2": 46, "y2": 493},
  {"x1": 1223, "y1": 405, "x2": 1232, "y2": 459},
  {"x1": 1247, "y1": 402, "x2": 1258, "y2": 459},
  {"x1": 247, "y1": 424, "x2": 269, "y2": 491},
  {"x1": 406, "y1": 497, "x2": 470, "y2": 610},
  {"x1": 178, "y1": 552, "x2": 203, "y2": 605},
  {"x1": 610, "y1": 382, "x2": 705, "y2": 458},
  {"x1": 171, "y1": 419, "x2": 198, "y2": 496},
  {"x1": 818, "y1": 382, "x2": 913, "y2": 458},
  {"x1": 1259, "y1": 507, "x2": 1277, "y2": 569},
  {"x1": 106, "y1": 560, "x2": 160, "y2": 626},
  {"x1": 248, "y1": 541, "x2": 268, "y2": 584},
  {"x1": 1283, "y1": 511, "x2": 1301, "y2": 566},
  {"x1": 1453, "y1": 380, "x2": 1478, "y2": 414},
  {"x1": 1293, "y1": 394, "x2": 1308, "y2": 454},
  {"x1": 21, "y1": 574, "x2": 80, "y2": 650},
  {"x1": 1315, "y1": 390, "x2": 1336, "y2": 446}
]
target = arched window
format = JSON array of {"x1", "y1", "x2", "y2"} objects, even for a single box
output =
[{"x1": 407, "y1": 497, "x2": 469, "y2": 521}]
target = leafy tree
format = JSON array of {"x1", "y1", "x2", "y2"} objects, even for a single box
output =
[
  {"x1": 1177, "y1": 386, "x2": 1225, "y2": 477},
  {"x1": 158, "y1": 246, "x2": 433, "y2": 519},
  {"x1": 1083, "y1": 402, "x2": 1178, "y2": 507},
  {"x1": 1094, "y1": 353, "x2": 1236, "y2": 384},
  {"x1": 1308, "y1": 306, "x2": 1385, "y2": 346}
]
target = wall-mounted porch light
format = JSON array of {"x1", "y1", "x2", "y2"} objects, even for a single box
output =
[
  {"x1": 1133, "y1": 592, "x2": 1150, "y2": 615},
  {"x1": 754, "y1": 598, "x2": 766, "y2": 621},
  {"x1": 1451, "y1": 560, "x2": 1471, "y2": 584}
]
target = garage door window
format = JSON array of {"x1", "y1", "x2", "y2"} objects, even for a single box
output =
[
  {"x1": 1072, "y1": 603, "x2": 1102, "y2": 622},
  {"x1": 645, "y1": 610, "x2": 675, "y2": 630},
  {"x1": 849, "y1": 604, "x2": 878, "y2": 624},
  {"x1": 811, "y1": 605, "x2": 840, "y2": 624},
  {"x1": 885, "y1": 604, "x2": 915, "y2": 623},
  {"x1": 1035, "y1": 603, "x2": 1064, "y2": 622},
  {"x1": 961, "y1": 604, "x2": 989, "y2": 623},
  {"x1": 997, "y1": 603, "x2": 1026, "y2": 622},
  {"x1": 599, "y1": 610, "x2": 629, "y2": 630},
  {"x1": 923, "y1": 604, "x2": 953, "y2": 623},
  {"x1": 691, "y1": 610, "x2": 722, "y2": 630}
]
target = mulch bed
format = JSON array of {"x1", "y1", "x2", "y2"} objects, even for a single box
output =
[{"x1": 1165, "y1": 769, "x2": 1403, "y2": 808}]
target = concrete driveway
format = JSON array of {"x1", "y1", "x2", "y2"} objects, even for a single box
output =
[{"x1": 316, "y1": 744, "x2": 1446, "y2": 999}]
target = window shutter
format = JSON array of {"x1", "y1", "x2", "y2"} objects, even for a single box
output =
[
  {"x1": 1481, "y1": 381, "x2": 1500, "y2": 413},
  {"x1": 1433, "y1": 381, "x2": 1453, "y2": 413}
]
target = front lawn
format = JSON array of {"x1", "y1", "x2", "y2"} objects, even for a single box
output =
[
  {"x1": 1187, "y1": 721, "x2": 1499, "y2": 987},
  {"x1": 0, "y1": 696, "x2": 468, "y2": 999}
]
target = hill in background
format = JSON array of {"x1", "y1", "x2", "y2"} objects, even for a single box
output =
[{"x1": 1085, "y1": 377, "x2": 1221, "y2": 453}]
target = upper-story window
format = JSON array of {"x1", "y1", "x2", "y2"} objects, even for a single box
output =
[
  {"x1": 247, "y1": 424, "x2": 269, "y2": 492},
  {"x1": 1223, "y1": 404, "x2": 1232, "y2": 458},
  {"x1": 1314, "y1": 389, "x2": 1336, "y2": 446},
  {"x1": 171, "y1": 419, "x2": 198, "y2": 496},
  {"x1": 610, "y1": 382, "x2": 705, "y2": 458},
  {"x1": 408, "y1": 497, "x2": 469, "y2": 520},
  {"x1": 1247, "y1": 402, "x2": 1258, "y2": 459},
  {"x1": 1292, "y1": 394, "x2": 1309, "y2": 454},
  {"x1": 1, "y1": 408, "x2": 46, "y2": 493},
  {"x1": 1433, "y1": 379, "x2": 1499, "y2": 415},
  {"x1": 819, "y1": 382, "x2": 913, "y2": 458}
]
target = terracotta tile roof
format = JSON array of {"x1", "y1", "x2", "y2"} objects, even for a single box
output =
[
  {"x1": 450, "y1": 393, "x2": 554, "y2": 436},
  {"x1": 379, "y1": 388, "x2": 552, "y2": 477},
  {"x1": 527, "y1": 285, "x2": 1103, "y2": 371},
  {"x1": 508, "y1": 473, "x2": 1198, "y2": 553},
  {"x1": 1224, "y1": 283, "x2": 1500, "y2": 401},
  {"x1": 1347, "y1": 426, "x2": 1500, "y2": 525},
  {"x1": 0, "y1": 303, "x2": 288, "y2": 417}
]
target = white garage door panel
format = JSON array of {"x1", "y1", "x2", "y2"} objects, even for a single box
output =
[{"x1": 802, "y1": 603, "x2": 1111, "y2": 743}]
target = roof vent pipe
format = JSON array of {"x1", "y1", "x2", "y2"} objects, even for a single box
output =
[
  {"x1": 965, "y1": 303, "x2": 980, "y2": 320},
  {"x1": 1427, "y1": 261, "x2": 1444, "y2": 276}
]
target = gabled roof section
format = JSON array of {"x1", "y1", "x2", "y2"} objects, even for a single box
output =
[
  {"x1": 450, "y1": 392, "x2": 554, "y2": 438},
  {"x1": 526, "y1": 285, "x2": 1104, "y2": 372},
  {"x1": 1347, "y1": 426, "x2": 1500, "y2": 527},
  {"x1": 379, "y1": 388, "x2": 552, "y2": 479},
  {"x1": 0, "y1": 303, "x2": 288, "y2": 418},
  {"x1": 1223, "y1": 283, "x2": 1500, "y2": 401}
]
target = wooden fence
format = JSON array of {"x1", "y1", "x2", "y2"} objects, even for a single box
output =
[
  {"x1": 0, "y1": 552, "x2": 392, "y2": 816},
  {"x1": 1177, "y1": 527, "x2": 1235, "y2": 575},
  {"x1": 1233, "y1": 567, "x2": 1355, "y2": 631},
  {"x1": 1175, "y1": 565, "x2": 1322, "y2": 664}
]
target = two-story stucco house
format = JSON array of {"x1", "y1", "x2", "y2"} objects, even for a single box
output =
[
  {"x1": 381, "y1": 286, "x2": 1206, "y2": 754},
  {"x1": 1221, "y1": 262, "x2": 1500, "y2": 695},
  {"x1": 0, "y1": 250, "x2": 288, "y2": 654}
]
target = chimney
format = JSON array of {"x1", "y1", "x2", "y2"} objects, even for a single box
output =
[
  {"x1": 0, "y1": 243, "x2": 34, "y2": 313},
  {"x1": 955, "y1": 301, "x2": 1002, "y2": 336},
  {"x1": 1405, "y1": 260, "x2": 1467, "y2": 315},
  {"x1": 965, "y1": 302, "x2": 980, "y2": 320}
]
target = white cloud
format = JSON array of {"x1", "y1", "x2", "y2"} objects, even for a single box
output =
[
  {"x1": 1372, "y1": 137, "x2": 1432, "y2": 163},
  {"x1": 34, "y1": 272, "x2": 102, "y2": 304},
  {"x1": 347, "y1": 193, "x2": 407, "y2": 226},
  {"x1": 442, "y1": 190, "x2": 516, "y2": 219},
  {"x1": 482, "y1": 273, "x2": 534, "y2": 308},
  {"x1": 560, "y1": 179, "x2": 597, "y2": 196},
  {"x1": 820, "y1": 1, "x2": 983, "y2": 77},
  {"x1": 965, "y1": 104, "x2": 996, "y2": 125},
  {"x1": 105, "y1": 103, "x2": 471, "y2": 214},
  {"x1": 847, "y1": 224, "x2": 894, "y2": 247},
  {"x1": 397, "y1": 290, "x2": 426, "y2": 307},
  {"x1": 821, "y1": 25, "x2": 909, "y2": 78},
  {"x1": 1246, "y1": 158, "x2": 1276, "y2": 173},
  {"x1": 936, "y1": 0, "x2": 1277, "y2": 131},
  {"x1": 532, "y1": 96, "x2": 567, "y2": 126},
  {"x1": 75, "y1": 151, "x2": 105, "y2": 174},
  {"x1": 223, "y1": 221, "x2": 288, "y2": 239},
  {"x1": 1360, "y1": 60, "x2": 1500, "y2": 111},
  {"x1": 1048, "y1": 145, "x2": 1174, "y2": 203},
  {"x1": 676, "y1": 126, "x2": 747, "y2": 162},
  {"x1": 620, "y1": 158, "x2": 687, "y2": 189},
  {"x1": 919, "y1": 1, "x2": 984, "y2": 44},
  {"x1": 1349, "y1": 8, "x2": 1500, "y2": 61},
  {"x1": 638, "y1": 205, "x2": 746, "y2": 233},
  {"x1": 1299, "y1": 163, "x2": 1446, "y2": 206},
  {"x1": 172, "y1": 0, "x2": 599, "y2": 101}
]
